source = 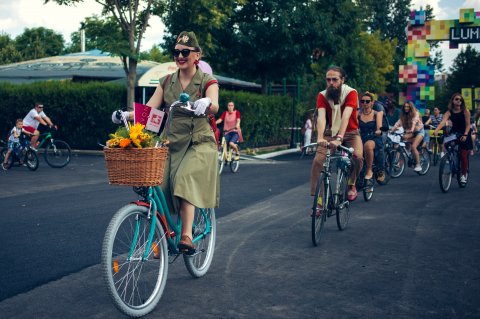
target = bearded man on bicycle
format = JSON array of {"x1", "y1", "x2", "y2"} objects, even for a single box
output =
[{"x1": 310, "y1": 66, "x2": 363, "y2": 202}]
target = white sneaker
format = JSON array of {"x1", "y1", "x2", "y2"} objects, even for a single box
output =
[
  {"x1": 440, "y1": 152, "x2": 445, "y2": 158},
  {"x1": 414, "y1": 165, "x2": 422, "y2": 172},
  {"x1": 460, "y1": 175, "x2": 467, "y2": 184}
]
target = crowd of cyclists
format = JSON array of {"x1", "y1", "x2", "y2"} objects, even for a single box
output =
[{"x1": 306, "y1": 65, "x2": 479, "y2": 212}]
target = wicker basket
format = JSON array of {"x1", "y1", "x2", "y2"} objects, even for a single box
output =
[{"x1": 104, "y1": 147, "x2": 168, "y2": 186}]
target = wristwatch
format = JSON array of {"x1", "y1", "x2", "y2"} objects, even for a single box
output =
[{"x1": 336, "y1": 136, "x2": 343, "y2": 142}]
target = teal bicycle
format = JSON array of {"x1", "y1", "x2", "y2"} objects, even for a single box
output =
[
  {"x1": 36, "y1": 127, "x2": 71, "y2": 168},
  {"x1": 101, "y1": 184, "x2": 216, "y2": 317}
]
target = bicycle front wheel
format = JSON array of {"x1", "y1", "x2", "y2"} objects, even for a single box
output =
[
  {"x1": 336, "y1": 168, "x2": 351, "y2": 229},
  {"x1": 102, "y1": 204, "x2": 168, "y2": 318},
  {"x1": 230, "y1": 159, "x2": 240, "y2": 173},
  {"x1": 1, "y1": 148, "x2": 12, "y2": 169},
  {"x1": 439, "y1": 155, "x2": 452, "y2": 193},
  {"x1": 25, "y1": 149, "x2": 39, "y2": 171},
  {"x1": 390, "y1": 149, "x2": 405, "y2": 178},
  {"x1": 44, "y1": 140, "x2": 71, "y2": 168},
  {"x1": 184, "y1": 208, "x2": 216, "y2": 278},
  {"x1": 312, "y1": 174, "x2": 328, "y2": 246},
  {"x1": 218, "y1": 149, "x2": 225, "y2": 175}
]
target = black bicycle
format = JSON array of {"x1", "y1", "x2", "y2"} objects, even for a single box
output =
[
  {"x1": 307, "y1": 143, "x2": 354, "y2": 246},
  {"x1": 438, "y1": 134, "x2": 468, "y2": 193}
]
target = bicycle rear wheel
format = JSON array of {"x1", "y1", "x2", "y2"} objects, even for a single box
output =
[
  {"x1": 456, "y1": 153, "x2": 468, "y2": 188},
  {"x1": 44, "y1": 140, "x2": 71, "y2": 168},
  {"x1": 102, "y1": 204, "x2": 168, "y2": 318},
  {"x1": 362, "y1": 178, "x2": 374, "y2": 202},
  {"x1": 439, "y1": 155, "x2": 452, "y2": 193},
  {"x1": 417, "y1": 148, "x2": 430, "y2": 175},
  {"x1": 336, "y1": 168, "x2": 351, "y2": 229},
  {"x1": 312, "y1": 174, "x2": 328, "y2": 246},
  {"x1": 390, "y1": 149, "x2": 405, "y2": 178},
  {"x1": 184, "y1": 208, "x2": 216, "y2": 277},
  {"x1": 432, "y1": 141, "x2": 439, "y2": 166},
  {"x1": 377, "y1": 151, "x2": 392, "y2": 185},
  {"x1": 25, "y1": 149, "x2": 39, "y2": 171}
]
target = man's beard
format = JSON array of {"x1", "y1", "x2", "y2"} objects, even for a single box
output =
[{"x1": 326, "y1": 84, "x2": 342, "y2": 101}]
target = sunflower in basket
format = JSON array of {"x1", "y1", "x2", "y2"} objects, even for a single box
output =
[{"x1": 107, "y1": 123, "x2": 159, "y2": 148}]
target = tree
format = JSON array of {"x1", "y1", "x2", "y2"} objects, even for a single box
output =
[
  {"x1": 446, "y1": 45, "x2": 480, "y2": 93},
  {"x1": 15, "y1": 27, "x2": 64, "y2": 60},
  {"x1": 216, "y1": 0, "x2": 316, "y2": 93},
  {"x1": 46, "y1": 0, "x2": 166, "y2": 109},
  {"x1": 0, "y1": 33, "x2": 22, "y2": 65},
  {"x1": 357, "y1": 0, "x2": 412, "y2": 95},
  {"x1": 355, "y1": 31, "x2": 396, "y2": 93},
  {"x1": 161, "y1": 0, "x2": 241, "y2": 66}
]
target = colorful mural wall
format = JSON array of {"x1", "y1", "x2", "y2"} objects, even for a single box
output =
[{"x1": 399, "y1": 8, "x2": 480, "y2": 112}]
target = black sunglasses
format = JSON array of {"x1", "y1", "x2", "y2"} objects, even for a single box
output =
[
  {"x1": 360, "y1": 99, "x2": 371, "y2": 104},
  {"x1": 173, "y1": 49, "x2": 198, "y2": 58},
  {"x1": 454, "y1": 97, "x2": 463, "y2": 101}
]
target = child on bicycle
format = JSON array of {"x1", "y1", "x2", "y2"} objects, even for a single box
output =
[{"x1": 2, "y1": 119, "x2": 31, "y2": 170}]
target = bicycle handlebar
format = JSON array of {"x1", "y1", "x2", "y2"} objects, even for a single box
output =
[{"x1": 304, "y1": 142, "x2": 354, "y2": 156}]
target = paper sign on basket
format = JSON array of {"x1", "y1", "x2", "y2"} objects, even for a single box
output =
[
  {"x1": 134, "y1": 102, "x2": 165, "y2": 133},
  {"x1": 145, "y1": 108, "x2": 164, "y2": 133}
]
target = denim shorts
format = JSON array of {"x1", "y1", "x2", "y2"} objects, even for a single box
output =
[{"x1": 225, "y1": 131, "x2": 239, "y2": 145}]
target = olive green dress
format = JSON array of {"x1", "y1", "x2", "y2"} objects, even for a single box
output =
[{"x1": 159, "y1": 68, "x2": 220, "y2": 214}]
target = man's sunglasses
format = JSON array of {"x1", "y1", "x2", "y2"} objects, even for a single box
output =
[
  {"x1": 173, "y1": 49, "x2": 199, "y2": 58},
  {"x1": 360, "y1": 99, "x2": 371, "y2": 104}
]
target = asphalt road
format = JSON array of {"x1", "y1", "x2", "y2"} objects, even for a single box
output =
[{"x1": 0, "y1": 151, "x2": 479, "y2": 318}]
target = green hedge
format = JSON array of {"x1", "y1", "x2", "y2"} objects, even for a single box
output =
[
  {"x1": 0, "y1": 81, "x2": 125, "y2": 149},
  {"x1": 0, "y1": 81, "x2": 298, "y2": 149}
]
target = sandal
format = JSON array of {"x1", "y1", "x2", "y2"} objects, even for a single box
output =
[
  {"x1": 178, "y1": 235, "x2": 196, "y2": 255},
  {"x1": 347, "y1": 185, "x2": 357, "y2": 201}
]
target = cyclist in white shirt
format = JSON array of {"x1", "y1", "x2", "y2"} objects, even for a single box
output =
[{"x1": 22, "y1": 102, "x2": 55, "y2": 148}]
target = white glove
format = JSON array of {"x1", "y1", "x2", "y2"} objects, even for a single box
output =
[
  {"x1": 193, "y1": 97, "x2": 211, "y2": 116},
  {"x1": 111, "y1": 110, "x2": 129, "y2": 124},
  {"x1": 171, "y1": 100, "x2": 194, "y2": 111}
]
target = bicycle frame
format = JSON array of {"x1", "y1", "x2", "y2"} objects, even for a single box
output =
[
  {"x1": 131, "y1": 186, "x2": 211, "y2": 260},
  {"x1": 36, "y1": 132, "x2": 53, "y2": 149}
]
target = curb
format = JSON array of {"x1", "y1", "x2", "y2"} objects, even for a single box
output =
[{"x1": 71, "y1": 146, "x2": 302, "y2": 159}]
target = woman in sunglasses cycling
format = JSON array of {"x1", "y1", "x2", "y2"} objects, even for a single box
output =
[
  {"x1": 434, "y1": 93, "x2": 472, "y2": 184},
  {"x1": 113, "y1": 31, "x2": 220, "y2": 254},
  {"x1": 358, "y1": 92, "x2": 385, "y2": 182}
]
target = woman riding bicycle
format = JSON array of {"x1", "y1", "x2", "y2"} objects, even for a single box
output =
[
  {"x1": 390, "y1": 101, "x2": 425, "y2": 172},
  {"x1": 112, "y1": 31, "x2": 219, "y2": 254},
  {"x1": 358, "y1": 92, "x2": 385, "y2": 182},
  {"x1": 434, "y1": 93, "x2": 472, "y2": 184},
  {"x1": 216, "y1": 101, "x2": 242, "y2": 159}
]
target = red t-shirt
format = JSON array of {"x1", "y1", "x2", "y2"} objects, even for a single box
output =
[
  {"x1": 316, "y1": 90, "x2": 359, "y2": 132},
  {"x1": 220, "y1": 110, "x2": 241, "y2": 132}
]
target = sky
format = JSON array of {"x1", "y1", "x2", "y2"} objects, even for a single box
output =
[{"x1": 0, "y1": 0, "x2": 479, "y2": 72}]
